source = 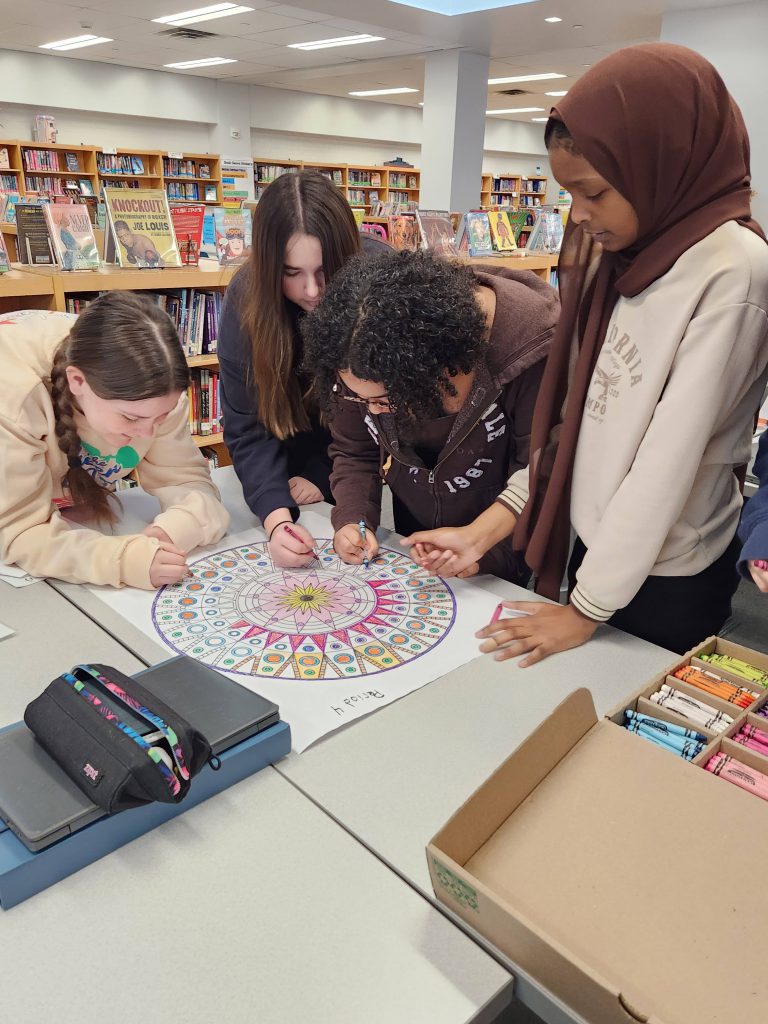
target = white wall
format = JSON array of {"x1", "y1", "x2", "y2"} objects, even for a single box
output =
[
  {"x1": 661, "y1": 1, "x2": 768, "y2": 226},
  {"x1": 0, "y1": 47, "x2": 551, "y2": 193}
]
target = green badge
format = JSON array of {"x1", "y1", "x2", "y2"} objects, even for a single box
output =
[
  {"x1": 431, "y1": 857, "x2": 479, "y2": 912},
  {"x1": 81, "y1": 440, "x2": 140, "y2": 469}
]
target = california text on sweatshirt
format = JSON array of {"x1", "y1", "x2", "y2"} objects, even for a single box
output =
[
  {"x1": 0, "y1": 312, "x2": 229, "y2": 589},
  {"x1": 498, "y1": 221, "x2": 768, "y2": 620}
]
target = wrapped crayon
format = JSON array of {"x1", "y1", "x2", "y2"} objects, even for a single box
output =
[
  {"x1": 705, "y1": 752, "x2": 768, "y2": 801},
  {"x1": 624, "y1": 710, "x2": 707, "y2": 743},
  {"x1": 699, "y1": 653, "x2": 768, "y2": 687},
  {"x1": 672, "y1": 665, "x2": 757, "y2": 708}
]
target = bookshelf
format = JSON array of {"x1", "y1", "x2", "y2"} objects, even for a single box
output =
[
  {"x1": 481, "y1": 173, "x2": 547, "y2": 210},
  {"x1": 163, "y1": 152, "x2": 221, "y2": 205},
  {"x1": 254, "y1": 159, "x2": 302, "y2": 200},
  {"x1": 19, "y1": 141, "x2": 99, "y2": 205},
  {"x1": 0, "y1": 143, "x2": 24, "y2": 195},
  {"x1": 301, "y1": 161, "x2": 347, "y2": 191},
  {"x1": 96, "y1": 148, "x2": 164, "y2": 193}
]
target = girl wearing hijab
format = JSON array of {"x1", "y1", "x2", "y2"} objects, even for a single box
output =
[{"x1": 405, "y1": 43, "x2": 768, "y2": 663}]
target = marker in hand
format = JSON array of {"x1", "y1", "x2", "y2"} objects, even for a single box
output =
[
  {"x1": 359, "y1": 519, "x2": 369, "y2": 569},
  {"x1": 283, "y1": 523, "x2": 319, "y2": 560}
]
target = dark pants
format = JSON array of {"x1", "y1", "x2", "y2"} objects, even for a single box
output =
[{"x1": 567, "y1": 534, "x2": 741, "y2": 654}]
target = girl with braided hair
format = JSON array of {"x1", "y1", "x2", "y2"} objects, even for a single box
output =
[{"x1": 0, "y1": 293, "x2": 229, "y2": 589}]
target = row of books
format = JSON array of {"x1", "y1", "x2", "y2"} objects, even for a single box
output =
[
  {"x1": 22, "y1": 148, "x2": 63, "y2": 172},
  {"x1": 389, "y1": 190, "x2": 410, "y2": 205},
  {"x1": 1, "y1": 174, "x2": 20, "y2": 191},
  {"x1": 199, "y1": 446, "x2": 223, "y2": 472},
  {"x1": 163, "y1": 157, "x2": 211, "y2": 178},
  {"x1": 370, "y1": 198, "x2": 418, "y2": 217},
  {"x1": 389, "y1": 173, "x2": 419, "y2": 189},
  {"x1": 254, "y1": 163, "x2": 299, "y2": 183},
  {"x1": 62, "y1": 288, "x2": 221, "y2": 358},
  {"x1": 348, "y1": 170, "x2": 382, "y2": 187},
  {"x1": 308, "y1": 167, "x2": 344, "y2": 186},
  {"x1": 96, "y1": 154, "x2": 148, "y2": 175},
  {"x1": 166, "y1": 182, "x2": 217, "y2": 202},
  {"x1": 519, "y1": 196, "x2": 544, "y2": 208},
  {"x1": 348, "y1": 189, "x2": 379, "y2": 206},
  {"x1": 364, "y1": 206, "x2": 563, "y2": 258},
  {"x1": 520, "y1": 178, "x2": 546, "y2": 192},
  {"x1": 188, "y1": 368, "x2": 221, "y2": 437},
  {"x1": 491, "y1": 177, "x2": 519, "y2": 193}
]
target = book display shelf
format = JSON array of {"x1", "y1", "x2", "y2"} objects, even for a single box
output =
[
  {"x1": 253, "y1": 159, "x2": 421, "y2": 212},
  {"x1": 163, "y1": 153, "x2": 222, "y2": 205}
]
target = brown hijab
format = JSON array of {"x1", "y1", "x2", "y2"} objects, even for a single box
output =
[{"x1": 513, "y1": 42, "x2": 766, "y2": 601}]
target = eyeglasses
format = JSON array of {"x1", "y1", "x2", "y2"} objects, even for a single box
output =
[{"x1": 332, "y1": 380, "x2": 394, "y2": 413}]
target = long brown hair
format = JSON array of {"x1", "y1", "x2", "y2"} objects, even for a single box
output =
[
  {"x1": 238, "y1": 170, "x2": 360, "y2": 439},
  {"x1": 50, "y1": 292, "x2": 190, "y2": 523}
]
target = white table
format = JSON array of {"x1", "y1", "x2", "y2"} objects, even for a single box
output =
[
  {"x1": 46, "y1": 468, "x2": 678, "y2": 1024},
  {"x1": 0, "y1": 547, "x2": 515, "y2": 1024}
]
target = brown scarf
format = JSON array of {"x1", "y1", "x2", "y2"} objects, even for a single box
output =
[{"x1": 513, "y1": 42, "x2": 766, "y2": 600}]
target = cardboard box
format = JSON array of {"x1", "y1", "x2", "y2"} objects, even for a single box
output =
[{"x1": 428, "y1": 664, "x2": 768, "y2": 1024}]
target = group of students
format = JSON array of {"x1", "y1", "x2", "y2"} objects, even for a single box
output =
[{"x1": 1, "y1": 42, "x2": 767, "y2": 669}]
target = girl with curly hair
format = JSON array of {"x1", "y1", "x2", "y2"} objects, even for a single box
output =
[
  {"x1": 409, "y1": 44, "x2": 768, "y2": 664},
  {"x1": 218, "y1": 171, "x2": 387, "y2": 568},
  {"x1": 0, "y1": 294, "x2": 229, "y2": 589},
  {"x1": 301, "y1": 249, "x2": 559, "y2": 583}
]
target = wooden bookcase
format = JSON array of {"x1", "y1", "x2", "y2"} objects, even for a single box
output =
[
  {"x1": 481, "y1": 173, "x2": 547, "y2": 210},
  {"x1": 253, "y1": 159, "x2": 302, "y2": 201},
  {"x1": 163, "y1": 152, "x2": 221, "y2": 205},
  {"x1": 18, "y1": 141, "x2": 99, "y2": 204},
  {"x1": 252, "y1": 159, "x2": 421, "y2": 212},
  {"x1": 301, "y1": 160, "x2": 347, "y2": 191}
]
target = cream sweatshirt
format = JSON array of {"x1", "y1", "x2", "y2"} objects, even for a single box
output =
[
  {"x1": 0, "y1": 311, "x2": 229, "y2": 589},
  {"x1": 498, "y1": 221, "x2": 768, "y2": 621}
]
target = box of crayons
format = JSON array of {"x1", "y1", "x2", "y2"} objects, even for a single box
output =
[{"x1": 427, "y1": 637, "x2": 768, "y2": 1024}]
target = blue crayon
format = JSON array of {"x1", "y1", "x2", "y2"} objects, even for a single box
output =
[
  {"x1": 630, "y1": 723, "x2": 704, "y2": 759},
  {"x1": 358, "y1": 519, "x2": 369, "y2": 570},
  {"x1": 630, "y1": 727, "x2": 702, "y2": 761},
  {"x1": 624, "y1": 710, "x2": 707, "y2": 744}
]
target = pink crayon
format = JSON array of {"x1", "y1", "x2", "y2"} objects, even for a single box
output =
[
  {"x1": 731, "y1": 734, "x2": 768, "y2": 757},
  {"x1": 705, "y1": 753, "x2": 768, "y2": 801},
  {"x1": 738, "y1": 724, "x2": 768, "y2": 748}
]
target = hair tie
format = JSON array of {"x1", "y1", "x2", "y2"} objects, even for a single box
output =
[{"x1": 68, "y1": 455, "x2": 82, "y2": 470}]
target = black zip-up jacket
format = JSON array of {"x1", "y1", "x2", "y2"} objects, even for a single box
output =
[
  {"x1": 218, "y1": 269, "x2": 331, "y2": 524},
  {"x1": 328, "y1": 266, "x2": 560, "y2": 582}
]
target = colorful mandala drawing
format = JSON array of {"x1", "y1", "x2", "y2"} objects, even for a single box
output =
[{"x1": 150, "y1": 541, "x2": 457, "y2": 681}]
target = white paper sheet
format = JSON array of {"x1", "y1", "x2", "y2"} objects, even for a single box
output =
[
  {"x1": 88, "y1": 507, "x2": 501, "y2": 752},
  {"x1": 0, "y1": 563, "x2": 43, "y2": 588},
  {"x1": 0, "y1": 621, "x2": 15, "y2": 640}
]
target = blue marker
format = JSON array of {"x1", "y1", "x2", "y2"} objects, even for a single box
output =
[{"x1": 359, "y1": 519, "x2": 369, "y2": 570}]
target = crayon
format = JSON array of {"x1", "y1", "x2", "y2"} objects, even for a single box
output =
[
  {"x1": 490, "y1": 602, "x2": 503, "y2": 624},
  {"x1": 731, "y1": 734, "x2": 768, "y2": 757},
  {"x1": 705, "y1": 753, "x2": 768, "y2": 801},
  {"x1": 650, "y1": 686, "x2": 733, "y2": 732},
  {"x1": 627, "y1": 723, "x2": 704, "y2": 760},
  {"x1": 673, "y1": 665, "x2": 758, "y2": 707},
  {"x1": 735, "y1": 723, "x2": 768, "y2": 748},
  {"x1": 283, "y1": 524, "x2": 319, "y2": 559},
  {"x1": 358, "y1": 519, "x2": 369, "y2": 570},
  {"x1": 624, "y1": 710, "x2": 708, "y2": 742},
  {"x1": 699, "y1": 653, "x2": 768, "y2": 688}
]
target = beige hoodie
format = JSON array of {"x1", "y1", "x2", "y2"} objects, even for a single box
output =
[
  {"x1": 0, "y1": 311, "x2": 229, "y2": 588},
  {"x1": 499, "y1": 221, "x2": 768, "y2": 620}
]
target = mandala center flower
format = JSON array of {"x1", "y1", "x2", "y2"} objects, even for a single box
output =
[{"x1": 279, "y1": 584, "x2": 333, "y2": 614}]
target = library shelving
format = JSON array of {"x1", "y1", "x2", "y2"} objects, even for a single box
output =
[
  {"x1": 163, "y1": 152, "x2": 221, "y2": 205},
  {"x1": 480, "y1": 173, "x2": 547, "y2": 210},
  {"x1": 96, "y1": 148, "x2": 164, "y2": 193},
  {"x1": 0, "y1": 264, "x2": 236, "y2": 460},
  {"x1": 253, "y1": 159, "x2": 302, "y2": 200},
  {"x1": 301, "y1": 161, "x2": 347, "y2": 190},
  {"x1": 19, "y1": 141, "x2": 100, "y2": 205}
]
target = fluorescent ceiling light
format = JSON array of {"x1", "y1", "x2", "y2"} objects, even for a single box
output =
[
  {"x1": 388, "y1": 0, "x2": 538, "y2": 13},
  {"x1": 288, "y1": 34, "x2": 385, "y2": 50},
  {"x1": 487, "y1": 106, "x2": 544, "y2": 114},
  {"x1": 531, "y1": 117, "x2": 549, "y2": 122},
  {"x1": 40, "y1": 34, "x2": 113, "y2": 50},
  {"x1": 349, "y1": 87, "x2": 418, "y2": 96},
  {"x1": 545, "y1": 90, "x2": 568, "y2": 96},
  {"x1": 544, "y1": 16, "x2": 562, "y2": 22},
  {"x1": 164, "y1": 56, "x2": 237, "y2": 68},
  {"x1": 154, "y1": 3, "x2": 253, "y2": 26},
  {"x1": 488, "y1": 72, "x2": 566, "y2": 84}
]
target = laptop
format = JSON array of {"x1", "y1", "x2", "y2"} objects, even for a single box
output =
[{"x1": 0, "y1": 656, "x2": 280, "y2": 853}]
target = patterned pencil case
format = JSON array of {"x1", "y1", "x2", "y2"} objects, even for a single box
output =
[{"x1": 24, "y1": 663, "x2": 213, "y2": 814}]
